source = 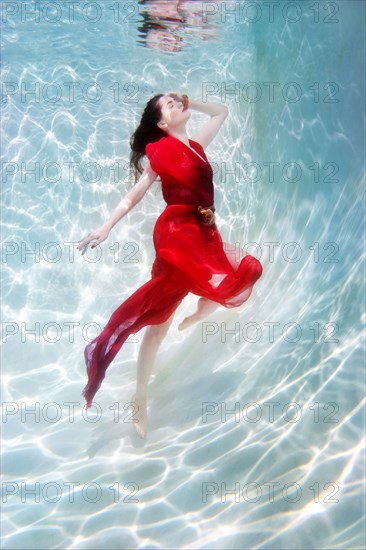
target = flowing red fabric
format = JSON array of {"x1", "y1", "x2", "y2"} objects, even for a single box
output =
[{"x1": 82, "y1": 135, "x2": 263, "y2": 407}]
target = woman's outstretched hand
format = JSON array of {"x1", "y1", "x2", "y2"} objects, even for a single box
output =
[{"x1": 77, "y1": 224, "x2": 111, "y2": 255}]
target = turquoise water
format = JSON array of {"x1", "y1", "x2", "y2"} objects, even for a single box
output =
[{"x1": 1, "y1": 1, "x2": 365, "y2": 548}]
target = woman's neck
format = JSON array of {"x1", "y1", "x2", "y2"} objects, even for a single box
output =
[{"x1": 166, "y1": 130, "x2": 189, "y2": 146}]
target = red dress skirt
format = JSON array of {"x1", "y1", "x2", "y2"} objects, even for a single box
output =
[{"x1": 82, "y1": 135, "x2": 263, "y2": 407}]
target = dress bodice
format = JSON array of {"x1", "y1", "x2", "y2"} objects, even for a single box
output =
[{"x1": 145, "y1": 135, "x2": 214, "y2": 207}]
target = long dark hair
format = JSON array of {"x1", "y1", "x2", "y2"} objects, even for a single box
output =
[{"x1": 129, "y1": 94, "x2": 167, "y2": 182}]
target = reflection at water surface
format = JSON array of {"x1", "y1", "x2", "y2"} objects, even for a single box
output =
[{"x1": 137, "y1": 0, "x2": 221, "y2": 52}]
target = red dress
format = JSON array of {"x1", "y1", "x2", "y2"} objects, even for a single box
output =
[{"x1": 82, "y1": 135, "x2": 263, "y2": 407}]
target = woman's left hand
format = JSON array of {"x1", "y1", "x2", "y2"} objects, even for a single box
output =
[
  {"x1": 167, "y1": 91, "x2": 189, "y2": 110},
  {"x1": 77, "y1": 224, "x2": 111, "y2": 255}
]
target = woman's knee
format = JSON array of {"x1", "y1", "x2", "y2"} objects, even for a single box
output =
[
  {"x1": 146, "y1": 327, "x2": 168, "y2": 345},
  {"x1": 146, "y1": 315, "x2": 174, "y2": 340}
]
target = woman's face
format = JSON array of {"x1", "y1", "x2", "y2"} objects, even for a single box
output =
[{"x1": 157, "y1": 94, "x2": 191, "y2": 131}]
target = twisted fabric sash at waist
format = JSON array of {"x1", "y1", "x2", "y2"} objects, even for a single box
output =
[
  {"x1": 197, "y1": 203, "x2": 216, "y2": 225},
  {"x1": 164, "y1": 203, "x2": 216, "y2": 226}
]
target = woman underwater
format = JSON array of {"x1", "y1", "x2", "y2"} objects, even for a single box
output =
[{"x1": 77, "y1": 92, "x2": 263, "y2": 438}]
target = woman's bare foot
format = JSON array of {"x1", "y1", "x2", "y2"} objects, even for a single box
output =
[
  {"x1": 178, "y1": 310, "x2": 203, "y2": 331},
  {"x1": 130, "y1": 393, "x2": 148, "y2": 438},
  {"x1": 178, "y1": 297, "x2": 220, "y2": 330}
]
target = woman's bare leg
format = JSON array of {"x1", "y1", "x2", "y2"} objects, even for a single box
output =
[
  {"x1": 132, "y1": 310, "x2": 176, "y2": 438},
  {"x1": 178, "y1": 297, "x2": 220, "y2": 331}
]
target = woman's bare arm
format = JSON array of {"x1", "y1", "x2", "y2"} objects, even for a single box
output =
[
  {"x1": 105, "y1": 163, "x2": 158, "y2": 231},
  {"x1": 77, "y1": 162, "x2": 158, "y2": 252},
  {"x1": 189, "y1": 99, "x2": 228, "y2": 149}
]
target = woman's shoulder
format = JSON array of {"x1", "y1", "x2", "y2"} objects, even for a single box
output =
[
  {"x1": 146, "y1": 136, "x2": 168, "y2": 157},
  {"x1": 146, "y1": 135, "x2": 169, "y2": 149},
  {"x1": 145, "y1": 136, "x2": 170, "y2": 173}
]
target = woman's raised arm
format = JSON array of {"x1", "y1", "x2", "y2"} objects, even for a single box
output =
[
  {"x1": 77, "y1": 162, "x2": 158, "y2": 254},
  {"x1": 189, "y1": 98, "x2": 228, "y2": 149},
  {"x1": 166, "y1": 91, "x2": 228, "y2": 149}
]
